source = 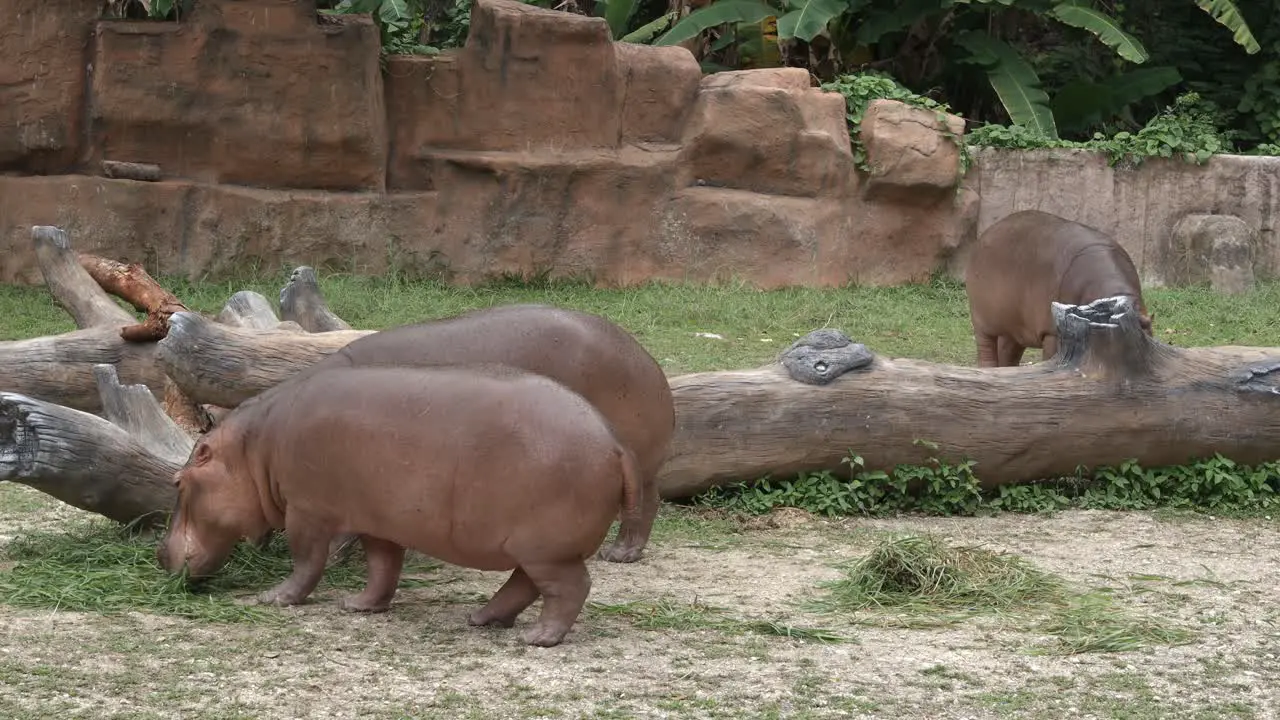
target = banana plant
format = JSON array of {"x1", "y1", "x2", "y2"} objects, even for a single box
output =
[
  {"x1": 860, "y1": 0, "x2": 1259, "y2": 139},
  {"x1": 653, "y1": 0, "x2": 859, "y2": 47}
]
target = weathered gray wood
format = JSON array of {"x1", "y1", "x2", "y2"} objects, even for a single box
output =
[
  {"x1": 279, "y1": 266, "x2": 353, "y2": 333},
  {"x1": 30, "y1": 225, "x2": 135, "y2": 329},
  {"x1": 216, "y1": 291, "x2": 285, "y2": 331},
  {"x1": 94, "y1": 365, "x2": 195, "y2": 466},
  {"x1": 0, "y1": 391, "x2": 178, "y2": 526},
  {"x1": 657, "y1": 296, "x2": 1280, "y2": 498},
  {"x1": 157, "y1": 312, "x2": 372, "y2": 408},
  {"x1": 0, "y1": 326, "x2": 169, "y2": 414}
]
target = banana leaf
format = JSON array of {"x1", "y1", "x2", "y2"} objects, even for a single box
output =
[
  {"x1": 1049, "y1": 4, "x2": 1149, "y2": 64},
  {"x1": 1051, "y1": 66, "x2": 1182, "y2": 134},
  {"x1": 1193, "y1": 0, "x2": 1260, "y2": 54},
  {"x1": 621, "y1": 11, "x2": 677, "y2": 43},
  {"x1": 604, "y1": 0, "x2": 639, "y2": 39},
  {"x1": 956, "y1": 30, "x2": 1059, "y2": 139},
  {"x1": 776, "y1": 0, "x2": 847, "y2": 43},
  {"x1": 655, "y1": 0, "x2": 778, "y2": 46}
]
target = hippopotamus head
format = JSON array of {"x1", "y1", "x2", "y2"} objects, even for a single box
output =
[{"x1": 157, "y1": 426, "x2": 270, "y2": 580}]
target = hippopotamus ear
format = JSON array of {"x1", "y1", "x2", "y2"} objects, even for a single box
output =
[{"x1": 190, "y1": 442, "x2": 213, "y2": 466}]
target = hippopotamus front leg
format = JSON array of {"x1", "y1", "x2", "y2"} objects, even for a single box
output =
[
  {"x1": 257, "y1": 514, "x2": 334, "y2": 607},
  {"x1": 996, "y1": 336, "x2": 1026, "y2": 367},
  {"x1": 975, "y1": 332, "x2": 999, "y2": 367},
  {"x1": 338, "y1": 535, "x2": 406, "y2": 613},
  {"x1": 1041, "y1": 334, "x2": 1059, "y2": 363}
]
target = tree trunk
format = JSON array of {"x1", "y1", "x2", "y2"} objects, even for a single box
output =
[
  {"x1": 659, "y1": 296, "x2": 1280, "y2": 497},
  {"x1": 0, "y1": 364, "x2": 187, "y2": 526},
  {"x1": 157, "y1": 313, "x2": 371, "y2": 409},
  {"x1": 0, "y1": 227, "x2": 170, "y2": 414}
]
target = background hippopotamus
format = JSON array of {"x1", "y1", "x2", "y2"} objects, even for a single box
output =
[
  {"x1": 270, "y1": 303, "x2": 675, "y2": 564},
  {"x1": 158, "y1": 364, "x2": 642, "y2": 647},
  {"x1": 964, "y1": 210, "x2": 1154, "y2": 367}
]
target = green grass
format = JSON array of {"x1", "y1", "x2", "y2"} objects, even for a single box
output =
[
  {"x1": 805, "y1": 534, "x2": 1196, "y2": 655},
  {"x1": 6, "y1": 273, "x2": 1280, "y2": 373},
  {"x1": 0, "y1": 518, "x2": 442, "y2": 623}
]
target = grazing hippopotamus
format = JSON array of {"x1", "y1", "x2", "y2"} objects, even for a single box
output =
[
  {"x1": 157, "y1": 364, "x2": 641, "y2": 647},
  {"x1": 275, "y1": 304, "x2": 675, "y2": 564},
  {"x1": 964, "y1": 210, "x2": 1154, "y2": 367}
]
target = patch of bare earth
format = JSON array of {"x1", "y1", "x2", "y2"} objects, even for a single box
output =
[{"x1": 0, "y1": 484, "x2": 1276, "y2": 719}]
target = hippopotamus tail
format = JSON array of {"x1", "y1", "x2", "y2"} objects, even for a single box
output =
[{"x1": 616, "y1": 444, "x2": 644, "y2": 531}]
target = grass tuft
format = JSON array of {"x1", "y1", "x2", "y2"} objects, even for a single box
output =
[
  {"x1": 806, "y1": 534, "x2": 1195, "y2": 654},
  {"x1": 0, "y1": 519, "x2": 440, "y2": 623},
  {"x1": 809, "y1": 535, "x2": 1062, "y2": 623}
]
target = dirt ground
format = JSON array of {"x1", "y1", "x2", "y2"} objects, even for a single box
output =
[{"x1": 1, "y1": 484, "x2": 1277, "y2": 720}]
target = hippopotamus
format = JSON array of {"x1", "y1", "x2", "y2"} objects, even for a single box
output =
[
  {"x1": 264, "y1": 303, "x2": 674, "y2": 564},
  {"x1": 157, "y1": 364, "x2": 641, "y2": 647},
  {"x1": 964, "y1": 210, "x2": 1154, "y2": 367}
]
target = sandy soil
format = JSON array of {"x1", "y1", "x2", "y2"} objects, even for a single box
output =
[{"x1": 0, "y1": 486, "x2": 1277, "y2": 720}]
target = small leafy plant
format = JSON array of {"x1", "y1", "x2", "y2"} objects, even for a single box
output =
[
  {"x1": 695, "y1": 448, "x2": 1280, "y2": 519},
  {"x1": 819, "y1": 73, "x2": 967, "y2": 173}
]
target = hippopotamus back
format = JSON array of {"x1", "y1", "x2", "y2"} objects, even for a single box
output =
[
  {"x1": 279, "y1": 303, "x2": 675, "y2": 563},
  {"x1": 965, "y1": 210, "x2": 1151, "y2": 367}
]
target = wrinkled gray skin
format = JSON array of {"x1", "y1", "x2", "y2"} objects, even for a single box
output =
[
  {"x1": 158, "y1": 364, "x2": 643, "y2": 647},
  {"x1": 965, "y1": 210, "x2": 1154, "y2": 367},
  {"x1": 265, "y1": 303, "x2": 674, "y2": 563}
]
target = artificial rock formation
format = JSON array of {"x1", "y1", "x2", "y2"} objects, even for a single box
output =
[
  {"x1": 8, "y1": 229, "x2": 1280, "y2": 526},
  {"x1": 1, "y1": 0, "x2": 972, "y2": 290}
]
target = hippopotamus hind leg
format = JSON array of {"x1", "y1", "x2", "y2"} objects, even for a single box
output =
[
  {"x1": 338, "y1": 535, "x2": 407, "y2": 613},
  {"x1": 598, "y1": 478, "x2": 659, "y2": 564},
  {"x1": 519, "y1": 560, "x2": 592, "y2": 647},
  {"x1": 257, "y1": 515, "x2": 334, "y2": 607},
  {"x1": 468, "y1": 567, "x2": 540, "y2": 629}
]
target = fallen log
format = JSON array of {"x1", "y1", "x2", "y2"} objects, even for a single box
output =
[
  {"x1": 0, "y1": 364, "x2": 187, "y2": 526},
  {"x1": 0, "y1": 227, "x2": 170, "y2": 413},
  {"x1": 660, "y1": 296, "x2": 1280, "y2": 496},
  {"x1": 157, "y1": 313, "x2": 372, "y2": 408},
  {"x1": 79, "y1": 255, "x2": 190, "y2": 342}
]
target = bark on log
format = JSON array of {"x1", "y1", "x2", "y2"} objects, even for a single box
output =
[
  {"x1": 0, "y1": 364, "x2": 185, "y2": 526},
  {"x1": 279, "y1": 266, "x2": 353, "y2": 333},
  {"x1": 217, "y1": 291, "x2": 287, "y2": 331},
  {"x1": 659, "y1": 296, "x2": 1280, "y2": 497},
  {"x1": 79, "y1": 255, "x2": 190, "y2": 342},
  {"x1": 157, "y1": 312, "x2": 372, "y2": 408},
  {"x1": 0, "y1": 228, "x2": 170, "y2": 413},
  {"x1": 31, "y1": 226, "x2": 136, "y2": 330}
]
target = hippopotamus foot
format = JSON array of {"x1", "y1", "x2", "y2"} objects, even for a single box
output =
[
  {"x1": 518, "y1": 560, "x2": 592, "y2": 647},
  {"x1": 338, "y1": 535, "x2": 406, "y2": 613},
  {"x1": 596, "y1": 475, "x2": 660, "y2": 564},
  {"x1": 468, "y1": 568, "x2": 539, "y2": 628},
  {"x1": 257, "y1": 520, "x2": 332, "y2": 606}
]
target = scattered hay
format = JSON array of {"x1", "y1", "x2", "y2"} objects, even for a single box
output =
[{"x1": 807, "y1": 534, "x2": 1196, "y2": 654}]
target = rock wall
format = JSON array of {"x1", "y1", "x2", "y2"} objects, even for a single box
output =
[
  {"x1": 1, "y1": 0, "x2": 1276, "y2": 290},
  {"x1": 0, "y1": 0, "x2": 970, "y2": 287}
]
